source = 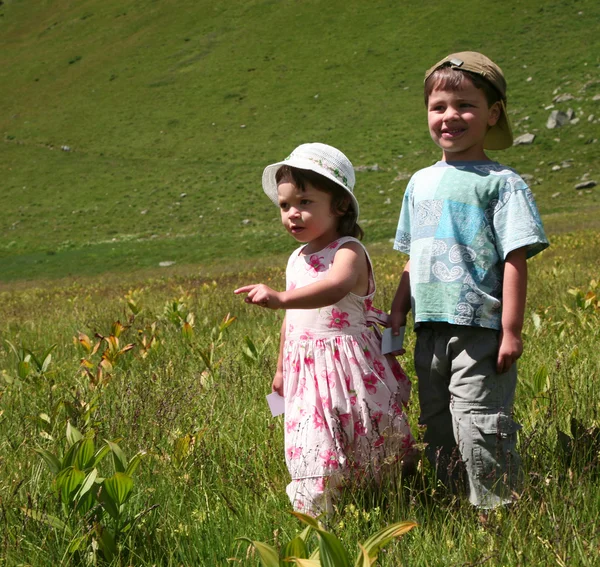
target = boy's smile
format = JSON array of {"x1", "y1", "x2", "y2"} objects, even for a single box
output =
[{"x1": 428, "y1": 82, "x2": 501, "y2": 161}]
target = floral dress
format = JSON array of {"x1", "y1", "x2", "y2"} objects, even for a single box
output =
[{"x1": 282, "y1": 237, "x2": 415, "y2": 515}]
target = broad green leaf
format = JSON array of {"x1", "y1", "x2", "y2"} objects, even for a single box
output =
[
  {"x1": 95, "y1": 524, "x2": 117, "y2": 561},
  {"x1": 34, "y1": 447, "x2": 61, "y2": 475},
  {"x1": 93, "y1": 442, "x2": 112, "y2": 466},
  {"x1": 355, "y1": 544, "x2": 372, "y2": 567},
  {"x1": 315, "y1": 529, "x2": 351, "y2": 567},
  {"x1": 21, "y1": 507, "x2": 71, "y2": 533},
  {"x1": 103, "y1": 472, "x2": 134, "y2": 506},
  {"x1": 236, "y1": 538, "x2": 279, "y2": 567},
  {"x1": 75, "y1": 490, "x2": 95, "y2": 515},
  {"x1": 67, "y1": 534, "x2": 88, "y2": 554},
  {"x1": 97, "y1": 485, "x2": 120, "y2": 520},
  {"x1": 74, "y1": 468, "x2": 98, "y2": 502},
  {"x1": 56, "y1": 466, "x2": 86, "y2": 504},
  {"x1": 18, "y1": 360, "x2": 30, "y2": 379},
  {"x1": 105, "y1": 439, "x2": 128, "y2": 472},
  {"x1": 282, "y1": 535, "x2": 309, "y2": 561},
  {"x1": 62, "y1": 441, "x2": 80, "y2": 468},
  {"x1": 75, "y1": 437, "x2": 96, "y2": 470},
  {"x1": 294, "y1": 560, "x2": 321, "y2": 567},
  {"x1": 66, "y1": 422, "x2": 83, "y2": 446},
  {"x1": 358, "y1": 520, "x2": 417, "y2": 565},
  {"x1": 292, "y1": 511, "x2": 321, "y2": 529},
  {"x1": 125, "y1": 450, "x2": 146, "y2": 476}
]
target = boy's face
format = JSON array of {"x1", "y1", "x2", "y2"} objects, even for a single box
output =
[{"x1": 427, "y1": 80, "x2": 501, "y2": 161}]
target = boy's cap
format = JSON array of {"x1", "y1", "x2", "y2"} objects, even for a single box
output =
[
  {"x1": 262, "y1": 142, "x2": 359, "y2": 219},
  {"x1": 425, "y1": 51, "x2": 513, "y2": 150}
]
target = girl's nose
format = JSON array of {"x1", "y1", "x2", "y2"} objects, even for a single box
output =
[{"x1": 288, "y1": 206, "x2": 301, "y2": 218}]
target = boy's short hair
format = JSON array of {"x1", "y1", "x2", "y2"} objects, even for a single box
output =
[{"x1": 424, "y1": 51, "x2": 513, "y2": 150}]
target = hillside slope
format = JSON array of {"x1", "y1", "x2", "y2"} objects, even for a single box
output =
[{"x1": 1, "y1": 0, "x2": 599, "y2": 281}]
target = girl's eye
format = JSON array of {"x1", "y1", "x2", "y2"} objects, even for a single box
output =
[
  {"x1": 300, "y1": 199, "x2": 311, "y2": 205},
  {"x1": 279, "y1": 203, "x2": 288, "y2": 210}
]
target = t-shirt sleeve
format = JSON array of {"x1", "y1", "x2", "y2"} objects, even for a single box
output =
[
  {"x1": 492, "y1": 176, "x2": 549, "y2": 260},
  {"x1": 393, "y1": 178, "x2": 414, "y2": 254}
]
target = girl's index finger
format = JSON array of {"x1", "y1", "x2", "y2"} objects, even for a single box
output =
[{"x1": 234, "y1": 284, "x2": 257, "y2": 295}]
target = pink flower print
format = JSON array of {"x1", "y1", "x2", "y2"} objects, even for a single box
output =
[
  {"x1": 320, "y1": 395, "x2": 331, "y2": 410},
  {"x1": 344, "y1": 373, "x2": 351, "y2": 389},
  {"x1": 354, "y1": 421, "x2": 367, "y2": 436},
  {"x1": 329, "y1": 309, "x2": 350, "y2": 330},
  {"x1": 327, "y1": 240, "x2": 340, "y2": 250},
  {"x1": 307, "y1": 254, "x2": 325, "y2": 276},
  {"x1": 300, "y1": 329, "x2": 314, "y2": 341},
  {"x1": 304, "y1": 355, "x2": 315, "y2": 367},
  {"x1": 285, "y1": 419, "x2": 299, "y2": 433},
  {"x1": 288, "y1": 323, "x2": 294, "y2": 334},
  {"x1": 288, "y1": 281, "x2": 297, "y2": 291},
  {"x1": 391, "y1": 362, "x2": 408, "y2": 382},
  {"x1": 365, "y1": 298, "x2": 373, "y2": 311},
  {"x1": 333, "y1": 346, "x2": 341, "y2": 361},
  {"x1": 391, "y1": 401, "x2": 402, "y2": 415},
  {"x1": 319, "y1": 449, "x2": 339, "y2": 469},
  {"x1": 338, "y1": 413, "x2": 351, "y2": 428},
  {"x1": 291, "y1": 359, "x2": 301, "y2": 375},
  {"x1": 349, "y1": 392, "x2": 357, "y2": 406},
  {"x1": 363, "y1": 346, "x2": 372, "y2": 359},
  {"x1": 312, "y1": 408, "x2": 325, "y2": 430},
  {"x1": 374, "y1": 435, "x2": 385, "y2": 448},
  {"x1": 286, "y1": 445, "x2": 302, "y2": 460},
  {"x1": 401, "y1": 436, "x2": 415, "y2": 450},
  {"x1": 320, "y1": 369, "x2": 337, "y2": 388},
  {"x1": 373, "y1": 359, "x2": 386, "y2": 377},
  {"x1": 315, "y1": 477, "x2": 327, "y2": 492},
  {"x1": 348, "y1": 356, "x2": 359, "y2": 366},
  {"x1": 371, "y1": 411, "x2": 383, "y2": 424},
  {"x1": 363, "y1": 373, "x2": 378, "y2": 395}
]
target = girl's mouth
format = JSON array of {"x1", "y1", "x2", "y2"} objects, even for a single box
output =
[{"x1": 290, "y1": 226, "x2": 304, "y2": 234}]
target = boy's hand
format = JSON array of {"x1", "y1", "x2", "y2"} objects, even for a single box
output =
[
  {"x1": 497, "y1": 329, "x2": 523, "y2": 373},
  {"x1": 272, "y1": 369, "x2": 284, "y2": 396},
  {"x1": 234, "y1": 284, "x2": 284, "y2": 309},
  {"x1": 388, "y1": 310, "x2": 407, "y2": 356}
]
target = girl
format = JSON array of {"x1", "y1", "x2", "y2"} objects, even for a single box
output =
[{"x1": 235, "y1": 143, "x2": 415, "y2": 516}]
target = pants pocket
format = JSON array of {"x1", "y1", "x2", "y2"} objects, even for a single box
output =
[{"x1": 472, "y1": 412, "x2": 522, "y2": 484}]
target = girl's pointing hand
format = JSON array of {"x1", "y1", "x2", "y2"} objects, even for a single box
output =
[{"x1": 234, "y1": 284, "x2": 284, "y2": 309}]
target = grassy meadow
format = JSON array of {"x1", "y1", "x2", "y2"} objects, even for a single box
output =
[
  {"x1": 1, "y1": 0, "x2": 599, "y2": 281},
  {"x1": 1, "y1": 0, "x2": 600, "y2": 565}
]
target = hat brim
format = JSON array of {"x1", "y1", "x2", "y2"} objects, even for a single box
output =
[
  {"x1": 484, "y1": 100, "x2": 513, "y2": 150},
  {"x1": 262, "y1": 157, "x2": 360, "y2": 219}
]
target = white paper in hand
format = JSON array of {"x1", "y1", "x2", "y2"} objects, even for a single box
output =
[
  {"x1": 381, "y1": 326, "x2": 405, "y2": 355},
  {"x1": 266, "y1": 392, "x2": 285, "y2": 416}
]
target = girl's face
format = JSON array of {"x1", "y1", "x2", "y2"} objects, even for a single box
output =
[{"x1": 277, "y1": 178, "x2": 340, "y2": 253}]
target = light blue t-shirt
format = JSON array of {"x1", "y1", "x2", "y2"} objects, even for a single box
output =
[{"x1": 394, "y1": 161, "x2": 549, "y2": 330}]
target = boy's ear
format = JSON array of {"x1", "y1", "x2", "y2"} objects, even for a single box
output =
[{"x1": 488, "y1": 101, "x2": 502, "y2": 126}]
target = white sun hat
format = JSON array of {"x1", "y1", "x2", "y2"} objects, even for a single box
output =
[{"x1": 262, "y1": 142, "x2": 359, "y2": 219}]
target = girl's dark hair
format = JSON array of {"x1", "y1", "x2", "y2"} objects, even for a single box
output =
[
  {"x1": 275, "y1": 165, "x2": 364, "y2": 240},
  {"x1": 424, "y1": 66, "x2": 504, "y2": 107}
]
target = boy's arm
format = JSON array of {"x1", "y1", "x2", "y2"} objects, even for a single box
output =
[
  {"x1": 497, "y1": 247, "x2": 527, "y2": 373},
  {"x1": 390, "y1": 259, "x2": 411, "y2": 335},
  {"x1": 272, "y1": 316, "x2": 286, "y2": 396}
]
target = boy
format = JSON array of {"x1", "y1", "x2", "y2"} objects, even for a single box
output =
[{"x1": 390, "y1": 52, "x2": 549, "y2": 509}]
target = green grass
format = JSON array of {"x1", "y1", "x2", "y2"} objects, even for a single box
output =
[
  {"x1": 1, "y1": 1, "x2": 600, "y2": 565},
  {"x1": 1, "y1": 0, "x2": 599, "y2": 281},
  {"x1": 1, "y1": 234, "x2": 599, "y2": 565}
]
